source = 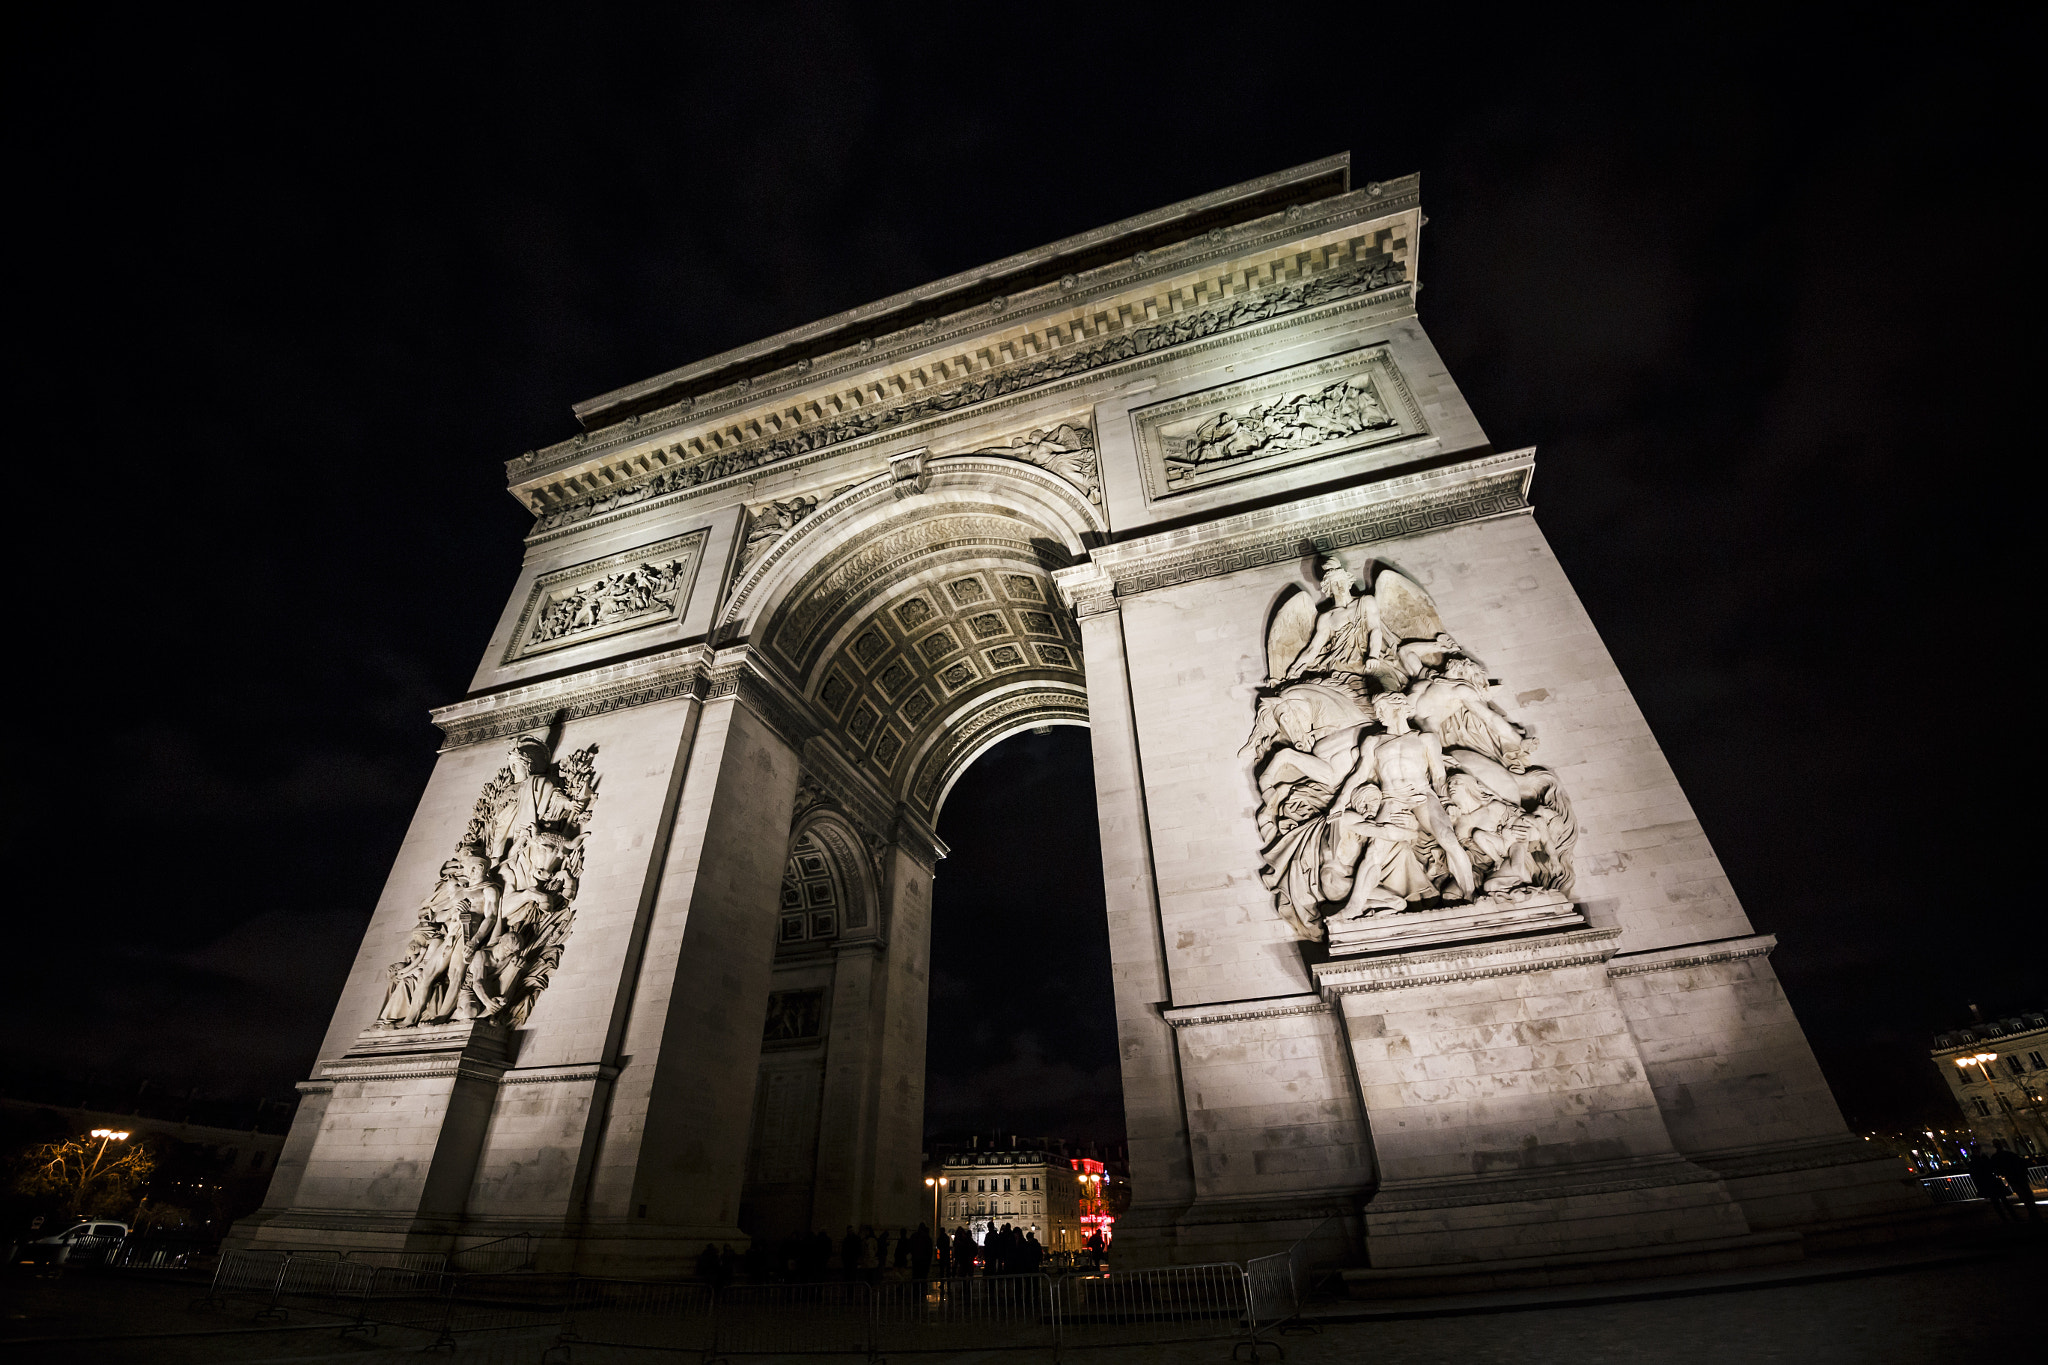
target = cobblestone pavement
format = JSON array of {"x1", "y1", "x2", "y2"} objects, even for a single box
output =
[{"x1": 4, "y1": 1241, "x2": 2038, "y2": 1363}]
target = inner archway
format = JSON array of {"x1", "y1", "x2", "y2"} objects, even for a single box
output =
[{"x1": 923, "y1": 726, "x2": 1122, "y2": 1248}]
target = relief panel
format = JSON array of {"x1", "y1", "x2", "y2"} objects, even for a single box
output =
[
  {"x1": 503, "y1": 531, "x2": 709, "y2": 663},
  {"x1": 1133, "y1": 347, "x2": 1424, "y2": 500}
]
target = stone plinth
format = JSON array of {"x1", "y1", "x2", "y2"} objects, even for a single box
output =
[
  {"x1": 1316, "y1": 929, "x2": 1755, "y2": 1270},
  {"x1": 247, "y1": 1022, "x2": 514, "y2": 1248},
  {"x1": 1326, "y1": 893, "x2": 1584, "y2": 957}
]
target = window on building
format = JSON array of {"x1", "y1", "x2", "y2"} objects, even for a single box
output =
[
  {"x1": 1975, "y1": 1098, "x2": 1993, "y2": 1116},
  {"x1": 2029, "y1": 1051, "x2": 2046, "y2": 1071},
  {"x1": 1003, "y1": 1179, "x2": 1011, "y2": 1192},
  {"x1": 1032, "y1": 1177, "x2": 1040, "y2": 1190}
]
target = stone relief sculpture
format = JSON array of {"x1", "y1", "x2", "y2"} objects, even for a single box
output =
[
  {"x1": 971, "y1": 423, "x2": 1100, "y2": 503},
  {"x1": 533, "y1": 253, "x2": 1405, "y2": 531},
  {"x1": 378, "y1": 731, "x2": 601, "y2": 1029},
  {"x1": 1244, "y1": 556, "x2": 1575, "y2": 942},
  {"x1": 1170, "y1": 378, "x2": 1394, "y2": 486},
  {"x1": 527, "y1": 557, "x2": 692, "y2": 647},
  {"x1": 737, "y1": 495, "x2": 821, "y2": 574}
]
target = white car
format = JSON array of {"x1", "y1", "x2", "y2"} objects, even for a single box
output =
[{"x1": 24, "y1": 1221, "x2": 130, "y2": 1265}]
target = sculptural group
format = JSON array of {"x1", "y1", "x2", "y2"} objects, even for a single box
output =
[
  {"x1": 1245, "y1": 556, "x2": 1575, "y2": 942},
  {"x1": 527, "y1": 557, "x2": 692, "y2": 646},
  {"x1": 378, "y1": 732, "x2": 601, "y2": 1028}
]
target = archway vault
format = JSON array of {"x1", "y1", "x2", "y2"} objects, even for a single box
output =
[{"x1": 729, "y1": 459, "x2": 1099, "y2": 820}]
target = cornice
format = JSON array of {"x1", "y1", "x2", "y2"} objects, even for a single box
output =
[
  {"x1": 1315, "y1": 926, "x2": 1623, "y2": 998},
  {"x1": 1163, "y1": 994, "x2": 1331, "y2": 1029},
  {"x1": 706, "y1": 646, "x2": 820, "y2": 752},
  {"x1": 430, "y1": 645, "x2": 715, "y2": 751},
  {"x1": 540, "y1": 159, "x2": 1401, "y2": 455},
  {"x1": 1606, "y1": 934, "x2": 1778, "y2": 978},
  {"x1": 500, "y1": 1063, "x2": 620, "y2": 1087},
  {"x1": 519, "y1": 249, "x2": 1418, "y2": 545},
  {"x1": 1087, "y1": 450, "x2": 1534, "y2": 601}
]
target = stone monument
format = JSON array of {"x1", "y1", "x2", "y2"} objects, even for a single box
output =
[{"x1": 234, "y1": 154, "x2": 1924, "y2": 1283}]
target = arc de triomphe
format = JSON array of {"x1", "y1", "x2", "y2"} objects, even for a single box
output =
[{"x1": 236, "y1": 156, "x2": 1919, "y2": 1285}]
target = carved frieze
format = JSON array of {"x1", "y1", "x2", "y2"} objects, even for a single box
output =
[
  {"x1": 377, "y1": 729, "x2": 601, "y2": 1031},
  {"x1": 1133, "y1": 346, "x2": 1423, "y2": 500},
  {"x1": 1245, "y1": 555, "x2": 1577, "y2": 946},
  {"x1": 967, "y1": 422, "x2": 1100, "y2": 504},
  {"x1": 504, "y1": 532, "x2": 708, "y2": 663},
  {"x1": 529, "y1": 254, "x2": 1406, "y2": 533}
]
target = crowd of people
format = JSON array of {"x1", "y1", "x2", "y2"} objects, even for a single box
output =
[{"x1": 694, "y1": 1222, "x2": 1109, "y2": 1285}]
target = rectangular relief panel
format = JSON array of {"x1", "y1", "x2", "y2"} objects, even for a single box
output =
[
  {"x1": 502, "y1": 530, "x2": 709, "y2": 663},
  {"x1": 1132, "y1": 346, "x2": 1425, "y2": 500}
]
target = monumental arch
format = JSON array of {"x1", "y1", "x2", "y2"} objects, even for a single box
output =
[{"x1": 238, "y1": 155, "x2": 1923, "y2": 1283}]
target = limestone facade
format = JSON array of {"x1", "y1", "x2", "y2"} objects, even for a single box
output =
[
  {"x1": 234, "y1": 154, "x2": 1924, "y2": 1279},
  {"x1": 1931, "y1": 1013, "x2": 2048, "y2": 1156}
]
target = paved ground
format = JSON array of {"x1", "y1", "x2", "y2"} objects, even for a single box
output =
[{"x1": 3, "y1": 1234, "x2": 2038, "y2": 1363}]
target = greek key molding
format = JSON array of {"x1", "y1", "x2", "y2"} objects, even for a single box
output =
[
  {"x1": 1606, "y1": 934, "x2": 1777, "y2": 978},
  {"x1": 1093, "y1": 453, "x2": 1533, "y2": 602},
  {"x1": 1315, "y1": 926, "x2": 1623, "y2": 998},
  {"x1": 431, "y1": 647, "x2": 714, "y2": 750},
  {"x1": 1163, "y1": 995, "x2": 1331, "y2": 1029}
]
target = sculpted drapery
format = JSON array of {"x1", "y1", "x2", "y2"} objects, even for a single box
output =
[{"x1": 1246, "y1": 556, "x2": 1576, "y2": 942}]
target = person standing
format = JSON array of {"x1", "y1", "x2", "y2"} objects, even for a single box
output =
[
  {"x1": 840, "y1": 1226, "x2": 861, "y2": 1278},
  {"x1": 1968, "y1": 1147, "x2": 2016, "y2": 1222},
  {"x1": 911, "y1": 1223, "x2": 934, "y2": 1282},
  {"x1": 1990, "y1": 1140, "x2": 2041, "y2": 1222}
]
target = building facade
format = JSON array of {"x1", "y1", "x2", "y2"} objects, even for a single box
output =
[
  {"x1": 1931, "y1": 1012, "x2": 2048, "y2": 1155},
  {"x1": 939, "y1": 1148, "x2": 1082, "y2": 1248},
  {"x1": 233, "y1": 154, "x2": 1925, "y2": 1283}
]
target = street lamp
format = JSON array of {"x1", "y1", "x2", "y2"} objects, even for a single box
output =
[{"x1": 926, "y1": 1175, "x2": 946, "y2": 1231}]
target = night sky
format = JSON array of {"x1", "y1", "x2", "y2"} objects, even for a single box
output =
[{"x1": 12, "y1": 11, "x2": 2031, "y2": 1141}]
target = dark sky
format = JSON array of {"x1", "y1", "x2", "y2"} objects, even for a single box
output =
[{"x1": 11, "y1": 10, "x2": 2031, "y2": 1138}]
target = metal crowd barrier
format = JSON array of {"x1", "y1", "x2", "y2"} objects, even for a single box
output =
[
  {"x1": 202, "y1": 1250, "x2": 1298, "y2": 1361},
  {"x1": 550, "y1": 1266, "x2": 1266, "y2": 1363},
  {"x1": 1920, "y1": 1167, "x2": 2048, "y2": 1205},
  {"x1": 871, "y1": 1272, "x2": 1058, "y2": 1355}
]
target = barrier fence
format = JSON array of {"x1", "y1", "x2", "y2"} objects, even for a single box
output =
[
  {"x1": 199, "y1": 1251, "x2": 1305, "y2": 1361},
  {"x1": 1920, "y1": 1166, "x2": 2048, "y2": 1205},
  {"x1": 550, "y1": 1263, "x2": 1279, "y2": 1362}
]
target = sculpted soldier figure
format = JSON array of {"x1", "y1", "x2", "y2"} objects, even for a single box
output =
[
  {"x1": 1323, "y1": 783, "x2": 1429, "y2": 917},
  {"x1": 1407, "y1": 654, "x2": 1536, "y2": 769},
  {"x1": 1342, "y1": 691, "x2": 1474, "y2": 901}
]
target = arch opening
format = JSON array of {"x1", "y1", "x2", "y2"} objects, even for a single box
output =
[{"x1": 921, "y1": 727, "x2": 1123, "y2": 1253}]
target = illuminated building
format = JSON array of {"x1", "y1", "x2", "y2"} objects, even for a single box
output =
[
  {"x1": 939, "y1": 1147, "x2": 1086, "y2": 1248},
  {"x1": 1930, "y1": 1010, "x2": 2048, "y2": 1155}
]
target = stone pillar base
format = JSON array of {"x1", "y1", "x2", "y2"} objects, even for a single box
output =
[
  {"x1": 1362, "y1": 1155, "x2": 1752, "y2": 1269},
  {"x1": 1342, "y1": 1229, "x2": 1803, "y2": 1299}
]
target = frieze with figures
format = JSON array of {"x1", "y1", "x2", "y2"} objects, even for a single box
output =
[{"x1": 531, "y1": 254, "x2": 1406, "y2": 533}]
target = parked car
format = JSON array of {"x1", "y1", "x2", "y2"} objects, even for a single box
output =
[{"x1": 20, "y1": 1221, "x2": 130, "y2": 1266}]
